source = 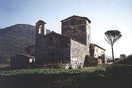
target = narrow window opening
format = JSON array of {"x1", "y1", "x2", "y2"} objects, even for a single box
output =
[{"x1": 38, "y1": 25, "x2": 42, "y2": 34}]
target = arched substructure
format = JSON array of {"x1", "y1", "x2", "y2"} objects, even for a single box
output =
[{"x1": 84, "y1": 55, "x2": 89, "y2": 67}]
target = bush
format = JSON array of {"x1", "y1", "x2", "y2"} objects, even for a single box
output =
[{"x1": 117, "y1": 54, "x2": 132, "y2": 64}]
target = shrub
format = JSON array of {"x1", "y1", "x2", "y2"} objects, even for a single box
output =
[{"x1": 117, "y1": 54, "x2": 132, "y2": 64}]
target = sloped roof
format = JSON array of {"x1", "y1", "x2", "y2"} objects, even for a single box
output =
[
  {"x1": 45, "y1": 31, "x2": 87, "y2": 45},
  {"x1": 61, "y1": 15, "x2": 91, "y2": 23},
  {"x1": 11, "y1": 54, "x2": 35, "y2": 59},
  {"x1": 44, "y1": 31, "x2": 70, "y2": 39},
  {"x1": 22, "y1": 54, "x2": 35, "y2": 58},
  {"x1": 91, "y1": 43, "x2": 106, "y2": 51}
]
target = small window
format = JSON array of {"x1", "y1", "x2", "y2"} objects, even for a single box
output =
[
  {"x1": 29, "y1": 59, "x2": 32, "y2": 63},
  {"x1": 96, "y1": 48, "x2": 98, "y2": 52}
]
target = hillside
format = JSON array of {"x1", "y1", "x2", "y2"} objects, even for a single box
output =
[{"x1": 0, "y1": 24, "x2": 50, "y2": 61}]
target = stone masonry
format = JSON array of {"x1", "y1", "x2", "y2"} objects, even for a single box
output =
[{"x1": 34, "y1": 15, "x2": 106, "y2": 69}]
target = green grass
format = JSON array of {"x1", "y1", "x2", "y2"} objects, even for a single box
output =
[
  {"x1": 0, "y1": 65, "x2": 108, "y2": 88},
  {"x1": 0, "y1": 64, "x2": 132, "y2": 88},
  {"x1": 0, "y1": 55, "x2": 132, "y2": 88},
  {"x1": 0, "y1": 65, "x2": 107, "y2": 75}
]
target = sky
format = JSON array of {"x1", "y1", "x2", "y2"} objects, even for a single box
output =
[{"x1": 0, "y1": 0, "x2": 132, "y2": 57}]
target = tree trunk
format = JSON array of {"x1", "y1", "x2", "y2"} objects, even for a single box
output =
[{"x1": 111, "y1": 45, "x2": 115, "y2": 63}]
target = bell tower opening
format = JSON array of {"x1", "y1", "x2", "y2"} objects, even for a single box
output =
[
  {"x1": 36, "y1": 20, "x2": 46, "y2": 35},
  {"x1": 38, "y1": 24, "x2": 42, "y2": 34}
]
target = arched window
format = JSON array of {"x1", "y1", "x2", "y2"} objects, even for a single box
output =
[{"x1": 38, "y1": 25, "x2": 42, "y2": 34}]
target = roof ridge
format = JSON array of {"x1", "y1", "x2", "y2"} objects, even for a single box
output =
[{"x1": 61, "y1": 15, "x2": 91, "y2": 23}]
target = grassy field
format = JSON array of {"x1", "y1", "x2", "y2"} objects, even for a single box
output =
[
  {"x1": 0, "y1": 64, "x2": 132, "y2": 88},
  {"x1": 0, "y1": 55, "x2": 132, "y2": 88},
  {"x1": 0, "y1": 65, "x2": 106, "y2": 75}
]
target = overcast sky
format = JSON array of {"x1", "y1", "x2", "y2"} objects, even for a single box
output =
[{"x1": 0, "y1": 0, "x2": 132, "y2": 57}]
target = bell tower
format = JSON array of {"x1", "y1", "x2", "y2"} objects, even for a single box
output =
[
  {"x1": 35, "y1": 20, "x2": 46, "y2": 44},
  {"x1": 61, "y1": 15, "x2": 91, "y2": 45},
  {"x1": 35, "y1": 20, "x2": 46, "y2": 61},
  {"x1": 36, "y1": 20, "x2": 46, "y2": 35}
]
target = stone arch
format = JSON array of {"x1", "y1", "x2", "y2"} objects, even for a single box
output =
[{"x1": 84, "y1": 55, "x2": 89, "y2": 67}]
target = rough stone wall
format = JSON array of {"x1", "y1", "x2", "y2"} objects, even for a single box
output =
[
  {"x1": 35, "y1": 20, "x2": 46, "y2": 61},
  {"x1": 86, "y1": 20, "x2": 91, "y2": 47},
  {"x1": 36, "y1": 33, "x2": 71, "y2": 64},
  {"x1": 25, "y1": 45, "x2": 35, "y2": 56},
  {"x1": 90, "y1": 44, "x2": 95, "y2": 57},
  {"x1": 10, "y1": 55, "x2": 29, "y2": 68},
  {"x1": 70, "y1": 39, "x2": 89, "y2": 68},
  {"x1": 62, "y1": 17, "x2": 91, "y2": 45}
]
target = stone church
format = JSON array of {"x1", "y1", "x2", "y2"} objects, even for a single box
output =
[
  {"x1": 11, "y1": 15, "x2": 106, "y2": 69},
  {"x1": 35, "y1": 15, "x2": 106, "y2": 69}
]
